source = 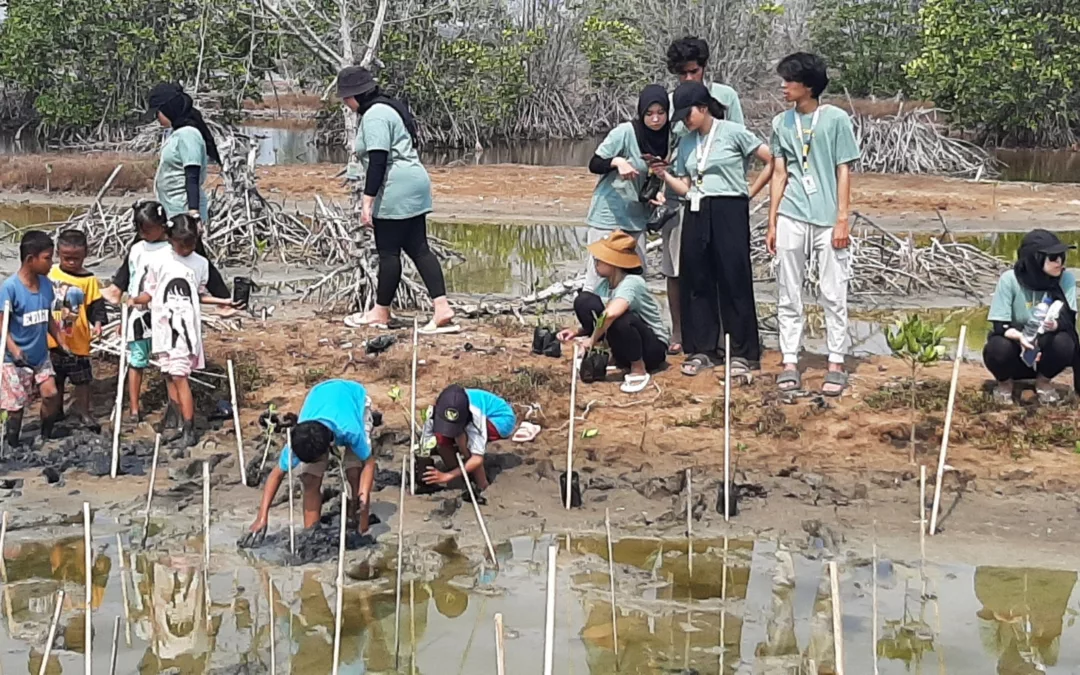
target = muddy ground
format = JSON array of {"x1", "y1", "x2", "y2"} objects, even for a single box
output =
[{"x1": 2, "y1": 307, "x2": 1080, "y2": 582}]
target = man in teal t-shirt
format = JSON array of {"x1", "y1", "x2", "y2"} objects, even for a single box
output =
[{"x1": 766, "y1": 52, "x2": 861, "y2": 397}]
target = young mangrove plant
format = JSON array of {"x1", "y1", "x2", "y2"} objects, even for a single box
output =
[{"x1": 886, "y1": 316, "x2": 946, "y2": 463}]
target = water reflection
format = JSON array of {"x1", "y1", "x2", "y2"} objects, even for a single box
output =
[{"x1": 995, "y1": 149, "x2": 1080, "y2": 184}]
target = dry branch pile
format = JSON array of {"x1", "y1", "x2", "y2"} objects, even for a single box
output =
[{"x1": 850, "y1": 107, "x2": 996, "y2": 178}]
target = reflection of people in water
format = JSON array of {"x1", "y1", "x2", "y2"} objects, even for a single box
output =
[
  {"x1": 975, "y1": 566, "x2": 1076, "y2": 674},
  {"x1": 130, "y1": 559, "x2": 212, "y2": 673},
  {"x1": 756, "y1": 550, "x2": 800, "y2": 669}
]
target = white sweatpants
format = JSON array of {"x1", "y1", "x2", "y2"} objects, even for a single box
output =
[
  {"x1": 775, "y1": 215, "x2": 851, "y2": 365},
  {"x1": 583, "y1": 227, "x2": 647, "y2": 292}
]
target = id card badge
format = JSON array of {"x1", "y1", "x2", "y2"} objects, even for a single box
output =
[
  {"x1": 689, "y1": 191, "x2": 702, "y2": 213},
  {"x1": 801, "y1": 174, "x2": 819, "y2": 195}
]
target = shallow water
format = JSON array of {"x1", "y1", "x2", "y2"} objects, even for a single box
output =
[{"x1": 2, "y1": 523, "x2": 1079, "y2": 674}]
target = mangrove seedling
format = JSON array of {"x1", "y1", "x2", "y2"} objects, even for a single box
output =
[{"x1": 886, "y1": 316, "x2": 946, "y2": 463}]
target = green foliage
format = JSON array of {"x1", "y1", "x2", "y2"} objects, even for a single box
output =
[
  {"x1": 886, "y1": 315, "x2": 946, "y2": 367},
  {"x1": 580, "y1": 15, "x2": 647, "y2": 91},
  {"x1": 905, "y1": 0, "x2": 1080, "y2": 145},
  {"x1": 810, "y1": 0, "x2": 921, "y2": 96},
  {"x1": 0, "y1": 0, "x2": 275, "y2": 135}
]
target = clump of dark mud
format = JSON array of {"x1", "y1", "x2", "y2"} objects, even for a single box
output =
[
  {"x1": 242, "y1": 513, "x2": 376, "y2": 566},
  {"x1": 0, "y1": 429, "x2": 155, "y2": 478}
]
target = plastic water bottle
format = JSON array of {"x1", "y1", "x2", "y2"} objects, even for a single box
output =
[{"x1": 1021, "y1": 295, "x2": 1053, "y2": 344}]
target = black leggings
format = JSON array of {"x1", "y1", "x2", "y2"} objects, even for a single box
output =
[
  {"x1": 373, "y1": 214, "x2": 447, "y2": 307},
  {"x1": 983, "y1": 331, "x2": 1077, "y2": 381},
  {"x1": 574, "y1": 292, "x2": 667, "y2": 371}
]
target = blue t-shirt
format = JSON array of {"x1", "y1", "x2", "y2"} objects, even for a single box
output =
[
  {"x1": 1, "y1": 275, "x2": 55, "y2": 368},
  {"x1": 467, "y1": 389, "x2": 516, "y2": 439},
  {"x1": 279, "y1": 380, "x2": 372, "y2": 471}
]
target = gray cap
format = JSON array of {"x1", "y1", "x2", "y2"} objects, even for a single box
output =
[{"x1": 337, "y1": 66, "x2": 377, "y2": 99}]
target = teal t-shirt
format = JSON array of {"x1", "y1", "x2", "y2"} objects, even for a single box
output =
[
  {"x1": 770, "y1": 104, "x2": 860, "y2": 227},
  {"x1": 672, "y1": 121, "x2": 762, "y2": 197},
  {"x1": 278, "y1": 379, "x2": 372, "y2": 471},
  {"x1": 355, "y1": 103, "x2": 433, "y2": 220},
  {"x1": 585, "y1": 123, "x2": 652, "y2": 232},
  {"x1": 672, "y1": 82, "x2": 744, "y2": 137},
  {"x1": 155, "y1": 127, "x2": 209, "y2": 222},
  {"x1": 988, "y1": 269, "x2": 1078, "y2": 329},
  {"x1": 595, "y1": 274, "x2": 670, "y2": 344}
]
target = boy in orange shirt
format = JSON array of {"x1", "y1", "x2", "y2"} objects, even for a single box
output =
[{"x1": 48, "y1": 230, "x2": 106, "y2": 430}]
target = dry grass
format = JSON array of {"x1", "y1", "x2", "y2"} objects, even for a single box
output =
[
  {"x1": 243, "y1": 93, "x2": 323, "y2": 111},
  {"x1": 0, "y1": 153, "x2": 157, "y2": 194}
]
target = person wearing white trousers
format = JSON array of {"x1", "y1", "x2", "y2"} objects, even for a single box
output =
[{"x1": 766, "y1": 53, "x2": 861, "y2": 396}]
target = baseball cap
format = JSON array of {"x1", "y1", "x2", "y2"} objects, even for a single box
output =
[
  {"x1": 433, "y1": 385, "x2": 472, "y2": 438},
  {"x1": 670, "y1": 81, "x2": 712, "y2": 125}
]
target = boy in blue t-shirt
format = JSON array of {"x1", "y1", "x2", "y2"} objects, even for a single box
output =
[
  {"x1": 1, "y1": 231, "x2": 67, "y2": 446},
  {"x1": 240, "y1": 379, "x2": 378, "y2": 546},
  {"x1": 419, "y1": 384, "x2": 516, "y2": 491}
]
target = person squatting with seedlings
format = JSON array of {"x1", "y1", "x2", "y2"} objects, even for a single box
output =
[
  {"x1": 418, "y1": 384, "x2": 516, "y2": 492},
  {"x1": 558, "y1": 230, "x2": 669, "y2": 393},
  {"x1": 128, "y1": 215, "x2": 237, "y2": 447},
  {"x1": 240, "y1": 379, "x2": 379, "y2": 546},
  {"x1": 654, "y1": 81, "x2": 772, "y2": 378},
  {"x1": 984, "y1": 229, "x2": 1080, "y2": 405},
  {"x1": 48, "y1": 229, "x2": 106, "y2": 431},
  {"x1": 767, "y1": 52, "x2": 861, "y2": 397},
  {"x1": 1, "y1": 231, "x2": 66, "y2": 446},
  {"x1": 337, "y1": 65, "x2": 457, "y2": 335}
]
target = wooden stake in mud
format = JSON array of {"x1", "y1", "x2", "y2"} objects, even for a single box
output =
[
  {"x1": 494, "y1": 612, "x2": 506, "y2": 675},
  {"x1": 457, "y1": 454, "x2": 498, "y2": 567},
  {"x1": 605, "y1": 509, "x2": 619, "y2": 666},
  {"x1": 0, "y1": 511, "x2": 8, "y2": 579},
  {"x1": 140, "y1": 434, "x2": 161, "y2": 548},
  {"x1": 565, "y1": 344, "x2": 580, "y2": 510},
  {"x1": 393, "y1": 451, "x2": 408, "y2": 670},
  {"x1": 258, "y1": 422, "x2": 276, "y2": 475},
  {"x1": 268, "y1": 573, "x2": 277, "y2": 675},
  {"x1": 542, "y1": 542, "x2": 558, "y2": 675},
  {"x1": 723, "y1": 334, "x2": 732, "y2": 522},
  {"x1": 919, "y1": 465, "x2": 927, "y2": 568},
  {"x1": 718, "y1": 536, "x2": 728, "y2": 673},
  {"x1": 930, "y1": 324, "x2": 966, "y2": 536},
  {"x1": 331, "y1": 491, "x2": 348, "y2": 675},
  {"x1": 83, "y1": 502, "x2": 92, "y2": 675},
  {"x1": 110, "y1": 302, "x2": 128, "y2": 479},
  {"x1": 287, "y1": 428, "x2": 296, "y2": 557},
  {"x1": 871, "y1": 524, "x2": 880, "y2": 675},
  {"x1": 203, "y1": 462, "x2": 211, "y2": 569},
  {"x1": 38, "y1": 589, "x2": 65, "y2": 675},
  {"x1": 685, "y1": 469, "x2": 693, "y2": 577},
  {"x1": 227, "y1": 359, "x2": 248, "y2": 486},
  {"x1": 409, "y1": 315, "x2": 418, "y2": 496},
  {"x1": 109, "y1": 615, "x2": 121, "y2": 675},
  {"x1": 829, "y1": 561, "x2": 845, "y2": 675},
  {"x1": 115, "y1": 535, "x2": 131, "y2": 646},
  {"x1": 0, "y1": 301, "x2": 11, "y2": 458}
]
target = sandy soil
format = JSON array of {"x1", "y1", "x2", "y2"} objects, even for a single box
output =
[{"x1": 3, "y1": 308, "x2": 1080, "y2": 573}]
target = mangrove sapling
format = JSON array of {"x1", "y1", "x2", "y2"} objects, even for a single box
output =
[{"x1": 886, "y1": 316, "x2": 946, "y2": 463}]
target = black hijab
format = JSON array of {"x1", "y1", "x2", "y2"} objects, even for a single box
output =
[
  {"x1": 356, "y1": 87, "x2": 420, "y2": 149},
  {"x1": 1014, "y1": 229, "x2": 1080, "y2": 391},
  {"x1": 632, "y1": 84, "x2": 670, "y2": 159},
  {"x1": 148, "y1": 83, "x2": 221, "y2": 165}
]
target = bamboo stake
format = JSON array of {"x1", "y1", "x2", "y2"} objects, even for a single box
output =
[
  {"x1": 394, "y1": 451, "x2": 407, "y2": 670},
  {"x1": 268, "y1": 573, "x2": 276, "y2": 675},
  {"x1": 542, "y1": 542, "x2": 558, "y2": 675},
  {"x1": 331, "y1": 490, "x2": 348, "y2": 675},
  {"x1": 494, "y1": 612, "x2": 506, "y2": 675},
  {"x1": 457, "y1": 454, "x2": 498, "y2": 567},
  {"x1": 930, "y1": 325, "x2": 966, "y2": 536},
  {"x1": 110, "y1": 303, "x2": 128, "y2": 478},
  {"x1": 605, "y1": 509, "x2": 619, "y2": 667},
  {"x1": 140, "y1": 434, "x2": 160, "y2": 548},
  {"x1": 871, "y1": 525, "x2": 879, "y2": 675},
  {"x1": 38, "y1": 589, "x2": 65, "y2": 675},
  {"x1": 258, "y1": 422, "x2": 276, "y2": 474},
  {"x1": 685, "y1": 469, "x2": 692, "y2": 577},
  {"x1": 0, "y1": 511, "x2": 7, "y2": 580},
  {"x1": 203, "y1": 462, "x2": 211, "y2": 569},
  {"x1": 227, "y1": 359, "x2": 248, "y2": 486},
  {"x1": 287, "y1": 428, "x2": 295, "y2": 557},
  {"x1": 718, "y1": 536, "x2": 728, "y2": 673},
  {"x1": 410, "y1": 578, "x2": 417, "y2": 675},
  {"x1": 409, "y1": 316, "x2": 418, "y2": 496},
  {"x1": 108, "y1": 615, "x2": 120, "y2": 675},
  {"x1": 0, "y1": 300, "x2": 9, "y2": 458},
  {"x1": 723, "y1": 334, "x2": 732, "y2": 522},
  {"x1": 565, "y1": 344, "x2": 580, "y2": 510},
  {"x1": 83, "y1": 502, "x2": 92, "y2": 675},
  {"x1": 919, "y1": 465, "x2": 927, "y2": 576},
  {"x1": 829, "y1": 561, "x2": 845, "y2": 675},
  {"x1": 115, "y1": 534, "x2": 131, "y2": 646}
]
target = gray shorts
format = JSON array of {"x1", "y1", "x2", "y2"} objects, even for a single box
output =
[{"x1": 660, "y1": 206, "x2": 684, "y2": 278}]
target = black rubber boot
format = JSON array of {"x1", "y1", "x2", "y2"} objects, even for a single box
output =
[
  {"x1": 4, "y1": 416, "x2": 22, "y2": 449},
  {"x1": 179, "y1": 421, "x2": 198, "y2": 448},
  {"x1": 157, "y1": 402, "x2": 180, "y2": 434}
]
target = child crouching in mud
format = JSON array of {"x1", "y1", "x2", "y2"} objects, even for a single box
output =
[{"x1": 418, "y1": 384, "x2": 516, "y2": 492}]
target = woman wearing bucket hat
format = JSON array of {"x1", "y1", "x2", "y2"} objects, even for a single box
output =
[
  {"x1": 652, "y1": 80, "x2": 773, "y2": 378},
  {"x1": 337, "y1": 65, "x2": 457, "y2": 335},
  {"x1": 984, "y1": 229, "x2": 1080, "y2": 405},
  {"x1": 557, "y1": 230, "x2": 669, "y2": 393}
]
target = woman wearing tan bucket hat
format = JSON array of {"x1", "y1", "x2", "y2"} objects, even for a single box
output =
[{"x1": 557, "y1": 230, "x2": 669, "y2": 393}]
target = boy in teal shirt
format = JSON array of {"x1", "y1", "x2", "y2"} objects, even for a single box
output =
[{"x1": 766, "y1": 52, "x2": 861, "y2": 397}]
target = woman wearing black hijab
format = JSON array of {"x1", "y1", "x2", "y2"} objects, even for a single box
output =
[
  {"x1": 984, "y1": 229, "x2": 1080, "y2": 404},
  {"x1": 145, "y1": 83, "x2": 229, "y2": 298},
  {"x1": 582, "y1": 84, "x2": 670, "y2": 293}
]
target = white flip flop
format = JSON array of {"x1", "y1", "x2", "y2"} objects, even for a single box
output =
[
  {"x1": 419, "y1": 320, "x2": 462, "y2": 335},
  {"x1": 344, "y1": 312, "x2": 390, "y2": 329},
  {"x1": 512, "y1": 422, "x2": 541, "y2": 443},
  {"x1": 620, "y1": 373, "x2": 651, "y2": 394}
]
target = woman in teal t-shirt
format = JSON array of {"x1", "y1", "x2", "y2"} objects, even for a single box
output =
[
  {"x1": 337, "y1": 66, "x2": 455, "y2": 334},
  {"x1": 984, "y1": 229, "x2": 1080, "y2": 404}
]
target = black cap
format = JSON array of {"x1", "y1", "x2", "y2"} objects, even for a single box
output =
[
  {"x1": 433, "y1": 385, "x2": 472, "y2": 438},
  {"x1": 143, "y1": 82, "x2": 183, "y2": 122},
  {"x1": 671, "y1": 81, "x2": 712, "y2": 124},
  {"x1": 1022, "y1": 229, "x2": 1075, "y2": 256},
  {"x1": 337, "y1": 66, "x2": 378, "y2": 100}
]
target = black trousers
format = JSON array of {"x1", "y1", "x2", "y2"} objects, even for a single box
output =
[
  {"x1": 984, "y1": 331, "x2": 1076, "y2": 381},
  {"x1": 373, "y1": 214, "x2": 447, "y2": 307},
  {"x1": 574, "y1": 292, "x2": 667, "y2": 371},
  {"x1": 678, "y1": 195, "x2": 761, "y2": 362}
]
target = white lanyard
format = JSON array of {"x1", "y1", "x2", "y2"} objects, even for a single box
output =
[
  {"x1": 793, "y1": 106, "x2": 822, "y2": 170},
  {"x1": 694, "y1": 120, "x2": 720, "y2": 186}
]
